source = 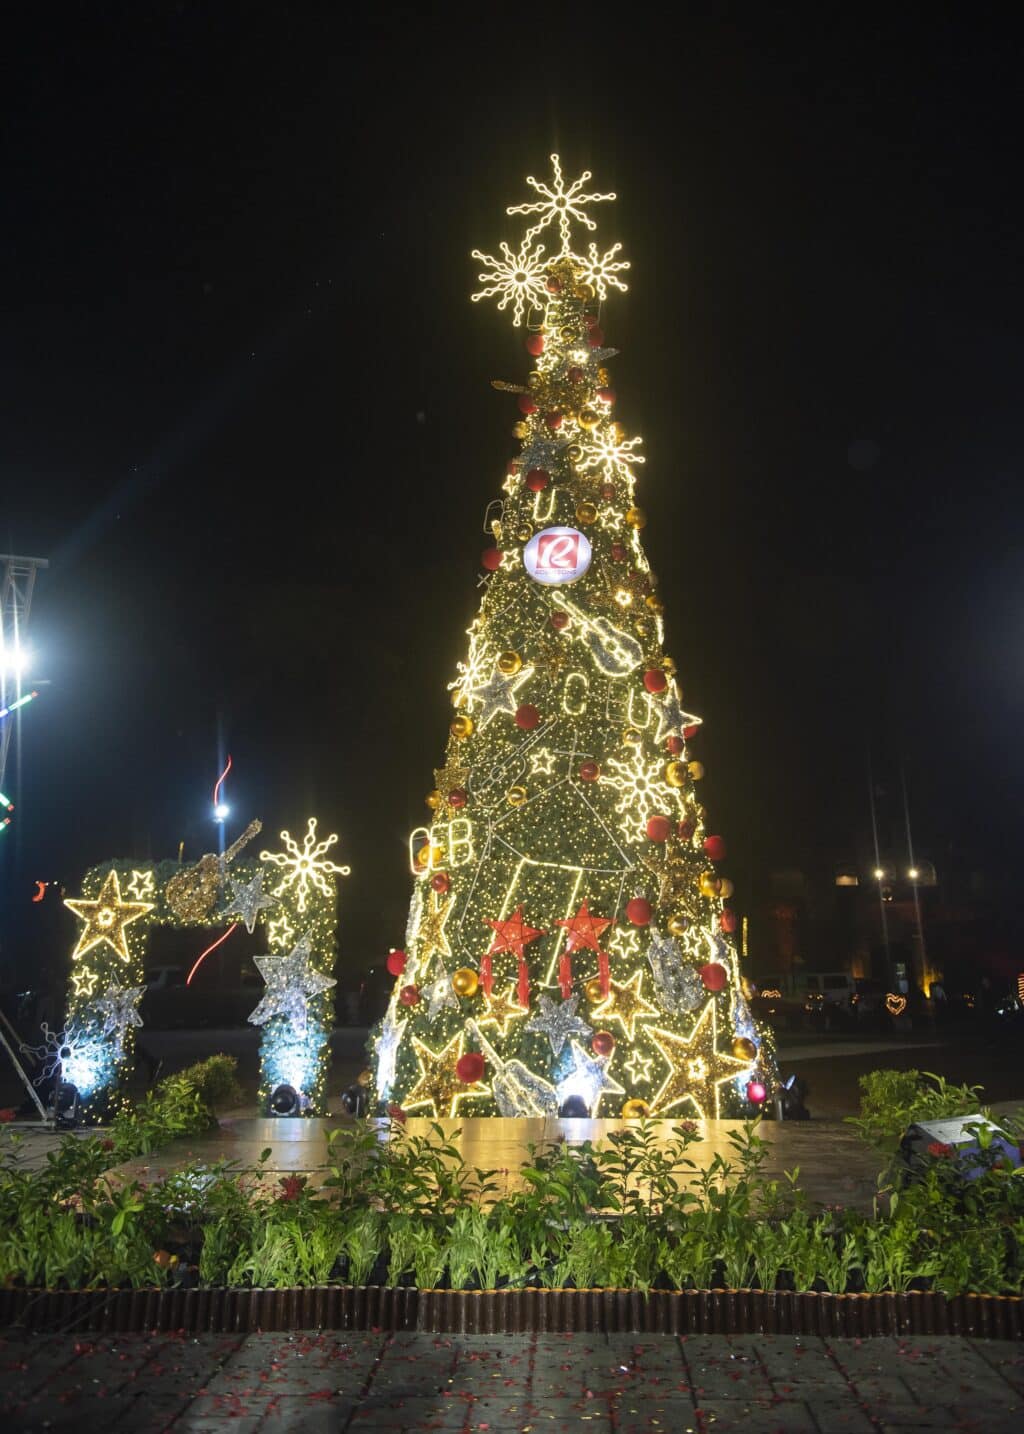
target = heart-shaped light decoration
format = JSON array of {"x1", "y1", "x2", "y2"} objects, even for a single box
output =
[{"x1": 885, "y1": 993, "x2": 907, "y2": 1016}]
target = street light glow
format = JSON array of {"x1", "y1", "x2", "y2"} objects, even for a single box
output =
[
  {"x1": 0, "y1": 645, "x2": 32, "y2": 679},
  {"x1": 908, "y1": 867, "x2": 919, "y2": 881},
  {"x1": 873, "y1": 867, "x2": 885, "y2": 880}
]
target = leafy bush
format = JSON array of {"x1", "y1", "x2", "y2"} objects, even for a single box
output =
[{"x1": 846, "y1": 1068, "x2": 985, "y2": 1153}]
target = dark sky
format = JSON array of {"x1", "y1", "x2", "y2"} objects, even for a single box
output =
[{"x1": 2, "y1": 4, "x2": 1022, "y2": 971}]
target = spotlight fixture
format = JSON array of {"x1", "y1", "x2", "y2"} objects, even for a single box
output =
[
  {"x1": 52, "y1": 1080, "x2": 80, "y2": 1129},
  {"x1": 269, "y1": 1083, "x2": 301, "y2": 1117},
  {"x1": 558, "y1": 1095, "x2": 590, "y2": 1118}
]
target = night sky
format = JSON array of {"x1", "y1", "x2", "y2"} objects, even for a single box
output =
[{"x1": 2, "y1": 5, "x2": 1022, "y2": 976}]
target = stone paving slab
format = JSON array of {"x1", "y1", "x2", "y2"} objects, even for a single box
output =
[{"x1": 2, "y1": 1329, "x2": 1023, "y2": 1431}]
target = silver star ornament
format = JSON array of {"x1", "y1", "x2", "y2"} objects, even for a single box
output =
[
  {"x1": 220, "y1": 869, "x2": 277, "y2": 933},
  {"x1": 95, "y1": 983, "x2": 145, "y2": 1039},
  {"x1": 525, "y1": 991, "x2": 593, "y2": 1056},
  {"x1": 248, "y1": 932, "x2": 336, "y2": 1033}
]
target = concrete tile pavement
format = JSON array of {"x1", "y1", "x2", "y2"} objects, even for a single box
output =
[{"x1": 0, "y1": 1329, "x2": 1021, "y2": 1432}]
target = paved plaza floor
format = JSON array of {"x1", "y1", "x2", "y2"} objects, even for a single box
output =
[{"x1": 1, "y1": 1328, "x2": 1022, "y2": 1432}]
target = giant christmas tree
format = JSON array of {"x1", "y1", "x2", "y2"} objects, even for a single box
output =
[{"x1": 373, "y1": 156, "x2": 776, "y2": 1120}]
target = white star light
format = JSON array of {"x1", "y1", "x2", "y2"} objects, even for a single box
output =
[
  {"x1": 555, "y1": 1038, "x2": 625, "y2": 1116},
  {"x1": 649, "y1": 682, "x2": 702, "y2": 746},
  {"x1": 579, "y1": 241, "x2": 630, "y2": 299},
  {"x1": 95, "y1": 983, "x2": 145, "y2": 1040},
  {"x1": 423, "y1": 971, "x2": 460, "y2": 1020},
  {"x1": 508, "y1": 154, "x2": 616, "y2": 254},
  {"x1": 625, "y1": 1048, "x2": 654, "y2": 1084},
  {"x1": 471, "y1": 237, "x2": 549, "y2": 326},
  {"x1": 525, "y1": 992, "x2": 593, "y2": 1056},
  {"x1": 375, "y1": 1008, "x2": 404, "y2": 1101},
  {"x1": 247, "y1": 932, "x2": 337, "y2": 1034},
  {"x1": 220, "y1": 869, "x2": 278, "y2": 933},
  {"x1": 468, "y1": 665, "x2": 533, "y2": 728},
  {"x1": 260, "y1": 819, "x2": 350, "y2": 913}
]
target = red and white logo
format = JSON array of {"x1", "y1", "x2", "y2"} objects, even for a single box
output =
[{"x1": 523, "y1": 526, "x2": 592, "y2": 585}]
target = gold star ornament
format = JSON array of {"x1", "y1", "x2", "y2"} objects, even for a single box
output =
[
  {"x1": 479, "y1": 982, "x2": 529, "y2": 1037},
  {"x1": 65, "y1": 869, "x2": 154, "y2": 963},
  {"x1": 403, "y1": 1031, "x2": 489, "y2": 1117},
  {"x1": 591, "y1": 968, "x2": 658, "y2": 1040},
  {"x1": 647, "y1": 1000, "x2": 753, "y2": 1119}
]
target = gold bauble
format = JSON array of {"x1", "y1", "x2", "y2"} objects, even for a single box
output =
[
  {"x1": 507, "y1": 785, "x2": 528, "y2": 807},
  {"x1": 621, "y1": 1099, "x2": 651, "y2": 1120},
  {"x1": 667, "y1": 914, "x2": 689, "y2": 937},
  {"x1": 513, "y1": 421, "x2": 531, "y2": 439},
  {"x1": 575, "y1": 281, "x2": 596, "y2": 301},
  {"x1": 357, "y1": 1068, "x2": 373, "y2": 1087},
  {"x1": 732, "y1": 1036, "x2": 757, "y2": 1062},
  {"x1": 515, "y1": 523, "x2": 533, "y2": 542},
  {"x1": 560, "y1": 325, "x2": 577, "y2": 343},
  {"x1": 584, "y1": 977, "x2": 605, "y2": 1003},
  {"x1": 579, "y1": 408, "x2": 600, "y2": 431},
  {"x1": 566, "y1": 443, "x2": 584, "y2": 462},
  {"x1": 425, "y1": 789, "x2": 442, "y2": 810},
  {"x1": 718, "y1": 878, "x2": 735, "y2": 900},
  {"x1": 665, "y1": 760, "x2": 687, "y2": 788},
  {"x1": 688, "y1": 760, "x2": 705, "y2": 781},
  {"x1": 625, "y1": 506, "x2": 647, "y2": 529},
  {"x1": 497, "y1": 650, "x2": 523, "y2": 675},
  {"x1": 527, "y1": 370, "x2": 543, "y2": 389},
  {"x1": 575, "y1": 501, "x2": 598, "y2": 524},
  {"x1": 597, "y1": 367, "x2": 610, "y2": 384},
  {"x1": 450, "y1": 714, "x2": 474, "y2": 740},
  {"x1": 622, "y1": 727, "x2": 642, "y2": 745},
  {"x1": 661, "y1": 655, "x2": 676, "y2": 674},
  {"x1": 699, "y1": 871, "x2": 721, "y2": 898},
  {"x1": 452, "y1": 967, "x2": 480, "y2": 998},
  {"x1": 646, "y1": 594, "x2": 665, "y2": 615}
]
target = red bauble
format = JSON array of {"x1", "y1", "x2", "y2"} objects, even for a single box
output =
[
  {"x1": 525, "y1": 333, "x2": 545, "y2": 356},
  {"x1": 596, "y1": 387, "x2": 616, "y2": 405},
  {"x1": 568, "y1": 365, "x2": 584, "y2": 383},
  {"x1": 431, "y1": 872, "x2": 451, "y2": 894},
  {"x1": 386, "y1": 950, "x2": 406, "y2": 978},
  {"x1": 676, "y1": 819, "x2": 695, "y2": 841},
  {"x1": 525, "y1": 467, "x2": 550, "y2": 492},
  {"x1": 448, "y1": 787, "x2": 467, "y2": 809},
  {"x1": 600, "y1": 483, "x2": 616, "y2": 502},
  {"x1": 386, "y1": 1103, "x2": 408, "y2": 1124},
  {"x1": 699, "y1": 962, "x2": 728, "y2": 992},
  {"x1": 703, "y1": 835, "x2": 726, "y2": 862},
  {"x1": 626, "y1": 896, "x2": 652, "y2": 926},
  {"x1": 610, "y1": 542, "x2": 627, "y2": 562},
  {"x1": 398, "y1": 984, "x2": 420, "y2": 1007},
  {"x1": 588, "y1": 326, "x2": 605, "y2": 347},
  {"x1": 643, "y1": 669, "x2": 668, "y2": 694},
  {"x1": 481, "y1": 548, "x2": 503, "y2": 571},
  {"x1": 746, "y1": 1081, "x2": 767, "y2": 1105},
  {"x1": 545, "y1": 411, "x2": 563, "y2": 430},
  {"x1": 683, "y1": 723, "x2": 700, "y2": 739},
  {"x1": 550, "y1": 611, "x2": 570, "y2": 631},
  {"x1": 579, "y1": 760, "x2": 600, "y2": 782},
  {"x1": 591, "y1": 1031, "x2": 615, "y2": 1058},
  {"x1": 456, "y1": 1052, "x2": 486, "y2": 1084},
  {"x1": 515, "y1": 703, "x2": 541, "y2": 730},
  {"x1": 546, "y1": 276, "x2": 561, "y2": 294},
  {"x1": 517, "y1": 394, "x2": 538, "y2": 415},
  {"x1": 506, "y1": 459, "x2": 520, "y2": 475},
  {"x1": 646, "y1": 815, "x2": 672, "y2": 842},
  {"x1": 720, "y1": 909, "x2": 739, "y2": 934},
  {"x1": 666, "y1": 736, "x2": 685, "y2": 756},
  {"x1": 583, "y1": 313, "x2": 599, "y2": 328}
]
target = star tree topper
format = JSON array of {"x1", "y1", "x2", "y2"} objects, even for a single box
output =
[{"x1": 248, "y1": 932, "x2": 337, "y2": 1034}]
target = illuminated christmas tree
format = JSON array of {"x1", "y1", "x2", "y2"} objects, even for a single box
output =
[{"x1": 373, "y1": 156, "x2": 776, "y2": 1119}]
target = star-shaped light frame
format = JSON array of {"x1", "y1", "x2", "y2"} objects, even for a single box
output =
[{"x1": 65, "y1": 869, "x2": 154, "y2": 963}]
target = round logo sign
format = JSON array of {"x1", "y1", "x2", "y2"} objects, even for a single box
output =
[{"x1": 522, "y1": 526, "x2": 592, "y2": 585}]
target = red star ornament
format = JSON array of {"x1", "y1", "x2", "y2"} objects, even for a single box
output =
[
  {"x1": 555, "y1": 900, "x2": 615, "y2": 998},
  {"x1": 484, "y1": 906, "x2": 547, "y2": 1004}
]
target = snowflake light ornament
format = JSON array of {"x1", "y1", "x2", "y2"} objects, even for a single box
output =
[
  {"x1": 22, "y1": 1024, "x2": 85, "y2": 1083},
  {"x1": 260, "y1": 819, "x2": 350, "y2": 914},
  {"x1": 579, "y1": 241, "x2": 630, "y2": 299},
  {"x1": 578, "y1": 429, "x2": 645, "y2": 483},
  {"x1": 508, "y1": 153, "x2": 616, "y2": 254},
  {"x1": 602, "y1": 747, "x2": 677, "y2": 843},
  {"x1": 471, "y1": 237, "x2": 548, "y2": 326}
]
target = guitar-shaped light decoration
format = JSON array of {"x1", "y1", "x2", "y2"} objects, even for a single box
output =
[
  {"x1": 165, "y1": 819, "x2": 263, "y2": 923},
  {"x1": 550, "y1": 591, "x2": 644, "y2": 677},
  {"x1": 465, "y1": 1017, "x2": 559, "y2": 1117}
]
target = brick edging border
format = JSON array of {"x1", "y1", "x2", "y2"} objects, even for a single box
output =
[{"x1": 1, "y1": 1286, "x2": 1021, "y2": 1339}]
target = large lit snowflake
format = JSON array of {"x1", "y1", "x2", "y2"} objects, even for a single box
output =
[
  {"x1": 22, "y1": 1023, "x2": 86, "y2": 1083},
  {"x1": 602, "y1": 748, "x2": 678, "y2": 842},
  {"x1": 578, "y1": 429, "x2": 645, "y2": 482},
  {"x1": 260, "y1": 819, "x2": 350, "y2": 913},
  {"x1": 508, "y1": 153, "x2": 616, "y2": 254},
  {"x1": 579, "y1": 241, "x2": 630, "y2": 299},
  {"x1": 471, "y1": 237, "x2": 548, "y2": 326}
]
